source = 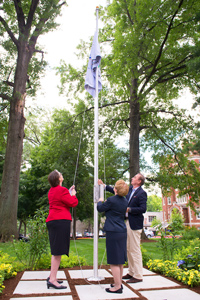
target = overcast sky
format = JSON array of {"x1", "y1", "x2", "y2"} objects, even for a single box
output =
[
  {"x1": 27, "y1": 0, "x2": 107, "y2": 111},
  {"x1": 27, "y1": 0, "x2": 199, "y2": 120}
]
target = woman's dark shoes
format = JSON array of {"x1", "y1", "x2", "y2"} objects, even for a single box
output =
[
  {"x1": 110, "y1": 284, "x2": 123, "y2": 289},
  {"x1": 47, "y1": 281, "x2": 67, "y2": 289},
  {"x1": 47, "y1": 277, "x2": 63, "y2": 284},
  {"x1": 105, "y1": 287, "x2": 122, "y2": 293}
]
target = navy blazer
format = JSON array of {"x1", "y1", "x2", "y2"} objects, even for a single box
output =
[
  {"x1": 97, "y1": 193, "x2": 128, "y2": 233},
  {"x1": 105, "y1": 185, "x2": 147, "y2": 230},
  {"x1": 126, "y1": 186, "x2": 147, "y2": 230}
]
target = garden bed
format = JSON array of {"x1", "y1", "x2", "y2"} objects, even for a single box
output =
[{"x1": 0, "y1": 265, "x2": 200, "y2": 300}]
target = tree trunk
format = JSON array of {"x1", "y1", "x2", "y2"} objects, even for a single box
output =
[
  {"x1": 0, "y1": 46, "x2": 31, "y2": 241},
  {"x1": 129, "y1": 78, "x2": 140, "y2": 180}
]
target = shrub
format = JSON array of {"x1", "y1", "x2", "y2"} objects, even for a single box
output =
[
  {"x1": 12, "y1": 209, "x2": 49, "y2": 270},
  {"x1": 60, "y1": 252, "x2": 87, "y2": 268},
  {"x1": 35, "y1": 251, "x2": 87, "y2": 269},
  {"x1": 0, "y1": 252, "x2": 17, "y2": 294},
  {"x1": 147, "y1": 259, "x2": 200, "y2": 287},
  {"x1": 182, "y1": 227, "x2": 200, "y2": 240},
  {"x1": 174, "y1": 238, "x2": 200, "y2": 261},
  {"x1": 141, "y1": 245, "x2": 152, "y2": 266}
]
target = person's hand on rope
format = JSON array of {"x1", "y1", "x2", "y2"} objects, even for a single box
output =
[
  {"x1": 69, "y1": 185, "x2": 76, "y2": 196},
  {"x1": 98, "y1": 197, "x2": 104, "y2": 202},
  {"x1": 98, "y1": 179, "x2": 105, "y2": 188}
]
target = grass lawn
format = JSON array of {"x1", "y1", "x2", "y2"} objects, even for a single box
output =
[{"x1": 0, "y1": 238, "x2": 181, "y2": 266}]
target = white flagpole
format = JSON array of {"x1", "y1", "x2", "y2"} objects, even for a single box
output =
[
  {"x1": 93, "y1": 6, "x2": 100, "y2": 280},
  {"x1": 88, "y1": 6, "x2": 104, "y2": 281}
]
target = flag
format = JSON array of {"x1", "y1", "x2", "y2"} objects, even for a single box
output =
[{"x1": 85, "y1": 31, "x2": 102, "y2": 98}]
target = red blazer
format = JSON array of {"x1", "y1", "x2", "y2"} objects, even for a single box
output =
[{"x1": 46, "y1": 185, "x2": 78, "y2": 222}]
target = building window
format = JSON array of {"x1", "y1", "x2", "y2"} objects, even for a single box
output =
[
  {"x1": 148, "y1": 216, "x2": 156, "y2": 223},
  {"x1": 167, "y1": 197, "x2": 171, "y2": 205},
  {"x1": 196, "y1": 207, "x2": 200, "y2": 220},
  {"x1": 176, "y1": 195, "x2": 188, "y2": 204}
]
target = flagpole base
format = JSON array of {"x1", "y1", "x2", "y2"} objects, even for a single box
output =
[{"x1": 87, "y1": 276, "x2": 105, "y2": 282}]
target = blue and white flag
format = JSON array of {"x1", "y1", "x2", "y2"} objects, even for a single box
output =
[{"x1": 85, "y1": 31, "x2": 102, "y2": 98}]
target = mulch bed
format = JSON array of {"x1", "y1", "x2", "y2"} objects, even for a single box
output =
[{"x1": 0, "y1": 264, "x2": 200, "y2": 300}]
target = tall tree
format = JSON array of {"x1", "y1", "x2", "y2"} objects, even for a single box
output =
[
  {"x1": 0, "y1": 0, "x2": 66, "y2": 241},
  {"x1": 57, "y1": 0, "x2": 200, "y2": 185},
  {"x1": 18, "y1": 108, "x2": 129, "y2": 227}
]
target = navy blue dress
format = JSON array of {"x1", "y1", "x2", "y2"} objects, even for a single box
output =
[{"x1": 97, "y1": 194, "x2": 128, "y2": 264}]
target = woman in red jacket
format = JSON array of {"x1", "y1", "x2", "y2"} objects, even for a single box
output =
[{"x1": 46, "y1": 170, "x2": 78, "y2": 289}]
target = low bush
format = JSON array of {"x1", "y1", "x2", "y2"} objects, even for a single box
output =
[
  {"x1": 181, "y1": 227, "x2": 200, "y2": 240},
  {"x1": 12, "y1": 209, "x2": 49, "y2": 270},
  {"x1": 147, "y1": 259, "x2": 200, "y2": 287},
  {"x1": 36, "y1": 251, "x2": 87, "y2": 269},
  {"x1": 0, "y1": 252, "x2": 17, "y2": 294}
]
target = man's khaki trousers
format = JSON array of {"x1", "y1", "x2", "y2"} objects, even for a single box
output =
[{"x1": 126, "y1": 220, "x2": 143, "y2": 280}]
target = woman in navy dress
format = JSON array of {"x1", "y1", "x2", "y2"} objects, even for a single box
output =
[{"x1": 97, "y1": 179, "x2": 129, "y2": 294}]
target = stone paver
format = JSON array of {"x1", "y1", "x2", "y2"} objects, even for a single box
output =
[
  {"x1": 13, "y1": 280, "x2": 70, "y2": 295},
  {"x1": 21, "y1": 270, "x2": 66, "y2": 280},
  {"x1": 10, "y1": 269, "x2": 200, "y2": 300},
  {"x1": 124, "y1": 275, "x2": 180, "y2": 290},
  {"x1": 75, "y1": 283, "x2": 139, "y2": 300},
  {"x1": 68, "y1": 268, "x2": 112, "y2": 279},
  {"x1": 140, "y1": 288, "x2": 200, "y2": 300}
]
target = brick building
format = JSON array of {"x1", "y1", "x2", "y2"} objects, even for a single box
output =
[{"x1": 162, "y1": 153, "x2": 200, "y2": 229}]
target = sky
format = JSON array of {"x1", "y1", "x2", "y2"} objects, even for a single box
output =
[
  {"x1": 28, "y1": 0, "x2": 200, "y2": 119},
  {"x1": 28, "y1": 0, "x2": 108, "y2": 111}
]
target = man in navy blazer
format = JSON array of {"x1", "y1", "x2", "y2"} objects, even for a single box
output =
[
  {"x1": 122, "y1": 173, "x2": 147, "y2": 283},
  {"x1": 99, "y1": 174, "x2": 147, "y2": 283}
]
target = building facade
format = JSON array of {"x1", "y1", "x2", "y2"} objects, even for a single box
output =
[{"x1": 162, "y1": 154, "x2": 200, "y2": 229}]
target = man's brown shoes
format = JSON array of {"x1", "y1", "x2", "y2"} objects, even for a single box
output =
[
  {"x1": 122, "y1": 274, "x2": 143, "y2": 283},
  {"x1": 122, "y1": 273, "x2": 132, "y2": 279},
  {"x1": 126, "y1": 277, "x2": 143, "y2": 283}
]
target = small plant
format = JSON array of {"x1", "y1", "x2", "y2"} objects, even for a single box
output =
[
  {"x1": 182, "y1": 226, "x2": 200, "y2": 240},
  {"x1": 177, "y1": 247, "x2": 200, "y2": 271},
  {"x1": 12, "y1": 209, "x2": 49, "y2": 270},
  {"x1": 156, "y1": 209, "x2": 184, "y2": 261},
  {"x1": 147, "y1": 259, "x2": 200, "y2": 287},
  {"x1": 0, "y1": 251, "x2": 17, "y2": 294},
  {"x1": 141, "y1": 245, "x2": 152, "y2": 266}
]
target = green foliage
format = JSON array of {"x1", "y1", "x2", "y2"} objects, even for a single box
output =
[
  {"x1": 182, "y1": 227, "x2": 200, "y2": 240},
  {"x1": 12, "y1": 210, "x2": 49, "y2": 270},
  {"x1": 147, "y1": 259, "x2": 200, "y2": 287},
  {"x1": 151, "y1": 217, "x2": 162, "y2": 229},
  {"x1": 34, "y1": 251, "x2": 87, "y2": 269},
  {"x1": 57, "y1": 0, "x2": 200, "y2": 185},
  {"x1": 169, "y1": 208, "x2": 185, "y2": 233},
  {"x1": 18, "y1": 108, "x2": 129, "y2": 222},
  {"x1": 0, "y1": 251, "x2": 17, "y2": 294},
  {"x1": 174, "y1": 238, "x2": 200, "y2": 261},
  {"x1": 155, "y1": 213, "x2": 184, "y2": 261},
  {"x1": 141, "y1": 245, "x2": 152, "y2": 266},
  {"x1": 60, "y1": 252, "x2": 87, "y2": 268},
  {"x1": 147, "y1": 195, "x2": 162, "y2": 212}
]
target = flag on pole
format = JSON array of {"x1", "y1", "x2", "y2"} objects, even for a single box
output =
[{"x1": 85, "y1": 31, "x2": 102, "y2": 98}]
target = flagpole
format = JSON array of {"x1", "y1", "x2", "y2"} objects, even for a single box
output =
[
  {"x1": 93, "y1": 6, "x2": 102, "y2": 281},
  {"x1": 84, "y1": 6, "x2": 103, "y2": 281}
]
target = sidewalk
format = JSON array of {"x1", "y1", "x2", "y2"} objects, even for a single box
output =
[{"x1": 10, "y1": 267, "x2": 200, "y2": 300}]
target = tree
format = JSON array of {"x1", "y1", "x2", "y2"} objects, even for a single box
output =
[
  {"x1": 147, "y1": 195, "x2": 162, "y2": 212},
  {"x1": 18, "y1": 108, "x2": 129, "y2": 233},
  {"x1": 57, "y1": 0, "x2": 200, "y2": 187},
  {"x1": 0, "y1": 0, "x2": 66, "y2": 241}
]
